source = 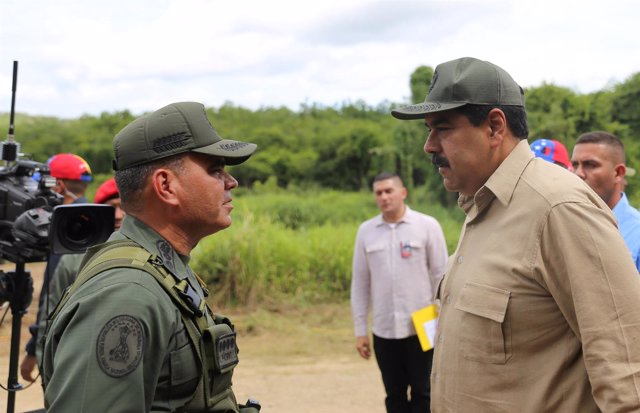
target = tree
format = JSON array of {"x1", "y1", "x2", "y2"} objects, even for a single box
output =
[
  {"x1": 612, "y1": 73, "x2": 640, "y2": 138},
  {"x1": 410, "y1": 66, "x2": 434, "y2": 104}
]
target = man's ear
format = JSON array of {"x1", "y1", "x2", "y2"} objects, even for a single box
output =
[
  {"x1": 487, "y1": 108, "x2": 507, "y2": 144},
  {"x1": 54, "y1": 179, "x2": 66, "y2": 195},
  {"x1": 614, "y1": 163, "x2": 627, "y2": 181},
  {"x1": 151, "y1": 168, "x2": 180, "y2": 206}
]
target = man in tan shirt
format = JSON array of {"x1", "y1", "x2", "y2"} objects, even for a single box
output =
[{"x1": 392, "y1": 57, "x2": 640, "y2": 412}]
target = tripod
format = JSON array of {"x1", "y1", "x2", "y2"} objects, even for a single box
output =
[{"x1": 3, "y1": 261, "x2": 33, "y2": 413}]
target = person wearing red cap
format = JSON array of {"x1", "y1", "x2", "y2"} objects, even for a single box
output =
[
  {"x1": 20, "y1": 152, "x2": 94, "y2": 383},
  {"x1": 530, "y1": 138, "x2": 572, "y2": 170},
  {"x1": 48, "y1": 153, "x2": 93, "y2": 203},
  {"x1": 94, "y1": 177, "x2": 125, "y2": 229}
]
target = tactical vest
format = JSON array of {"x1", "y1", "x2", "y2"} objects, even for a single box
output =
[{"x1": 43, "y1": 239, "x2": 259, "y2": 413}]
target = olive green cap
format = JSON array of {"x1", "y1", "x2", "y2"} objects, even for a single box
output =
[
  {"x1": 112, "y1": 102, "x2": 257, "y2": 170},
  {"x1": 392, "y1": 57, "x2": 525, "y2": 120}
]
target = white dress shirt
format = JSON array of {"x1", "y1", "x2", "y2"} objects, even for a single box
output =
[{"x1": 351, "y1": 206, "x2": 448, "y2": 339}]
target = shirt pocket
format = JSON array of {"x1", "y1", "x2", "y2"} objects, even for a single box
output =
[
  {"x1": 168, "y1": 328, "x2": 200, "y2": 400},
  {"x1": 455, "y1": 282, "x2": 511, "y2": 364},
  {"x1": 365, "y1": 244, "x2": 386, "y2": 267},
  {"x1": 402, "y1": 242, "x2": 424, "y2": 260}
]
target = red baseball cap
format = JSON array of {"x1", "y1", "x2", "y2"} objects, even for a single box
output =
[
  {"x1": 94, "y1": 178, "x2": 119, "y2": 204},
  {"x1": 49, "y1": 153, "x2": 93, "y2": 182}
]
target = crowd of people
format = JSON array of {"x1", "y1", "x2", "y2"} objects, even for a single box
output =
[{"x1": 10, "y1": 57, "x2": 640, "y2": 413}]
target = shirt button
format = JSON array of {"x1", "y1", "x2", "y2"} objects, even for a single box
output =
[
  {"x1": 457, "y1": 255, "x2": 463, "y2": 264},
  {"x1": 439, "y1": 334, "x2": 444, "y2": 343},
  {"x1": 446, "y1": 295, "x2": 452, "y2": 304}
]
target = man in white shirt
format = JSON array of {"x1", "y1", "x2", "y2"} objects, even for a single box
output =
[{"x1": 351, "y1": 172, "x2": 448, "y2": 413}]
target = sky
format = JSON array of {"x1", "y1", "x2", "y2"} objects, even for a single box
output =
[{"x1": 1, "y1": 0, "x2": 640, "y2": 119}]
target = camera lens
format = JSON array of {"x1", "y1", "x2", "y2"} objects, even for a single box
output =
[
  {"x1": 66, "y1": 213, "x2": 97, "y2": 245},
  {"x1": 50, "y1": 204, "x2": 115, "y2": 254},
  {"x1": 60, "y1": 211, "x2": 103, "y2": 250}
]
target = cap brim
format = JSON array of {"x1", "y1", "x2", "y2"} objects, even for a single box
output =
[
  {"x1": 391, "y1": 102, "x2": 468, "y2": 120},
  {"x1": 192, "y1": 139, "x2": 257, "y2": 165}
]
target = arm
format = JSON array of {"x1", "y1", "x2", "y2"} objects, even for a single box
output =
[
  {"x1": 425, "y1": 218, "x2": 449, "y2": 297},
  {"x1": 351, "y1": 226, "x2": 371, "y2": 349},
  {"x1": 541, "y1": 202, "x2": 640, "y2": 412},
  {"x1": 44, "y1": 273, "x2": 177, "y2": 412},
  {"x1": 34, "y1": 254, "x2": 84, "y2": 366},
  {"x1": 21, "y1": 257, "x2": 67, "y2": 382}
]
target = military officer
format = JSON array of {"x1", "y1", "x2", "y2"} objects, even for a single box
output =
[{"x1": 43, "y1": 102, "x2": 259, "y2": 412}]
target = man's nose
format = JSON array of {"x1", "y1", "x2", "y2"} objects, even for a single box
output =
[
  {"x1": 225, "y1": 172, "x2": 238, "y2": 189},
  {"x1": 424, "y1": 132, "x2": 438, "y2": 154}
]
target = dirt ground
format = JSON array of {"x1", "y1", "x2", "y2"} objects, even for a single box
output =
[{"x1": 0, "y1": 262, "x2": 386, "y2": 413}]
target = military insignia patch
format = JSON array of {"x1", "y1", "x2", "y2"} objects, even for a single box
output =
[
  {"x1": 216, "y1": 332, "x2": 238, "y2": 371},
  {"x1": 96, "y1": 315, "x2": 144, "y2": 377},
  {"x1": 157, "y1": 240, "x2": 176, "y2": 274}
]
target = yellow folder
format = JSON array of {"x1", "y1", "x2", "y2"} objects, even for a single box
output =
[{"x1": 411, "y1": 304, "x2": 439, "y2": 351}]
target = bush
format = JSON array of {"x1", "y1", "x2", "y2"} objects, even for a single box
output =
[{"x1": 192, "y1": 189, "x2": 463, "y2": 307}]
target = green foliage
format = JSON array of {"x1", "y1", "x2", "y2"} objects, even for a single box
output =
[
  {"x1": 410, "y1": 65, "x2": 434, "y2": 104},
  {"x1": 612, "y1": 73, "x2": 640, "y2": 136},
  {"x1": 191, "y1": 211, "x2": 358, "y2": 306},
  {"x1": 235, "y1": 188, "x2": 378, "y2": 229},
  {"x1": 191, "y1": 189, "x2": 463, "y2": 307},
  {"x1": 526, "y1": 83, "x2": 580, "y2": 143},
  {"x1": 2, "y1": 65, "x2": 640, "y2": 211}
]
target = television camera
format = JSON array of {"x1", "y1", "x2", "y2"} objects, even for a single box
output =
[{"x1": 0, "y1": 61, "x2": 114, "y2": 413}]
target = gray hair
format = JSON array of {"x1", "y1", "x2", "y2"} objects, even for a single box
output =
[{"x1": 115, "y1": 154, "x2": 185, "y2": 213}]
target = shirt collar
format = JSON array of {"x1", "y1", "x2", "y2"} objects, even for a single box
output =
[
  {"x1": 116, "y1": 214, "x2": 190, "y2": 279},
  {"x1": 459, "y1": 139, "x2": 533, "y2": 216},
  {"x1": 375, "y1": 205, "x2": 414, "y2": 226},
  {"x1": 613, "y1": 192, "x2": 629, "y2": 213}
]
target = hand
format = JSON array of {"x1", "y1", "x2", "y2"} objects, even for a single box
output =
[
  {"x1": 355, "y1": 336, "x2": 371, "y2": 360},
  {"x1": 20, "y1": 354, "x2": 38, "y2": 382}
]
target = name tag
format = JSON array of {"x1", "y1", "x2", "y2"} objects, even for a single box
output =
[{"x1": 216, "y1": 331, "x2": 238, "y2": 371}]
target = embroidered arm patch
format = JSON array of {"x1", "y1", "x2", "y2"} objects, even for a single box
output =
[{"x1": 96, "y1": 315, "x2": 145, "y2": 377}]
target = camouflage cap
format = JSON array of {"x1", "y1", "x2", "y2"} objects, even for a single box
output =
[
  {"x1": 112, "y1": 102, "x2": 257, "y2": 170},
  {"x1": 392, "y1": 57, "x2": 525, "y2": 120}
]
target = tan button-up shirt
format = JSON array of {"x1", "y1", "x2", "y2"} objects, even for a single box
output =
[
  {"x1": 351, "y1": 206, "x2": 448, "y2": 339},
  {"x1": 432, "y1": 140, "x2": 640, "y2": 412}
]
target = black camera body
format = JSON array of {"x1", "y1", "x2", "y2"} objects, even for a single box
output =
[
  {"x1": 0, "y1": 157, "x2": 115, "y2": 263},
  {"x1": 0, "y1": 60, "x2": 114, "y2": 303},
  {"x1": 0, "y1": 157, "x2": 61, "y2": 260},
  {"x1": 0, "y1": 60, "x2": 117, "y2": 413}
]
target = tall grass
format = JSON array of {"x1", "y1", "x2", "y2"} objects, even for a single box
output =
[{"x1": 192, "y1": 188, "x2": 464, "y2": 307}]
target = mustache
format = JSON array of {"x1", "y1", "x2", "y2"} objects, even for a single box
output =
[{"x1": 431, "y1": 153, "x2": 450, "y2": 168}]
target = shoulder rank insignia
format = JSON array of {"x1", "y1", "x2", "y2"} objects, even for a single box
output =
[{"x1": 157, "y1": 240, "x2": 176, "y2": 274}]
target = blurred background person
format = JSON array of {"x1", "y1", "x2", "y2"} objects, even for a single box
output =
[
  {"x1": 20, "y1": 153, "x2": 93, "y2": 382},
  {"x1": 572, "y1": 131, "x2": 640, "y2": 271},
  {"x1": 30, "y1": 177, "x2": 124, "y2": 375},
  {"x1": 351, "y1": 171, "x2": 448, "y2": 413},
  {"x1": 530, "y1": 138, "x2": 572, "y2": 170}
]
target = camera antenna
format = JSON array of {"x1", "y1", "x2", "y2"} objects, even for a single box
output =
[{"x1": 2, "y1": 61, "x2": 20, "y2": 163}]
